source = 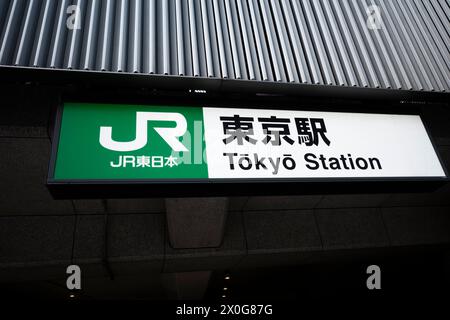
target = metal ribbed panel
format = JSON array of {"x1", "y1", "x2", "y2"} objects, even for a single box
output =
[
  {"x1": 30, "y1": 1, "x2": 56, "y2": 68},
  {"x1": 0, "y1": 0, "x2": 449, "y2": 92}
]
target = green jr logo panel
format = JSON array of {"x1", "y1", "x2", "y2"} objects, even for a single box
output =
[{"x1": 54, "y1": 103, "x2": 208, "y2": 180}]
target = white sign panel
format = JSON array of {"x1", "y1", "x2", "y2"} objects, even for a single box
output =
[{"x1": 203, "y1": 107, "x2": 446, "y2": 179}]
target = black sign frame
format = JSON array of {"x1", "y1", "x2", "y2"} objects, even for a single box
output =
[{"x1": 47, "y1": 96, "x2": 449, "y2": 199}]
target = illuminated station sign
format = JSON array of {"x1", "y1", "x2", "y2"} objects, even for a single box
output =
[{"x1": 48, "y1": 103, "x2": 447, "y2": 197}]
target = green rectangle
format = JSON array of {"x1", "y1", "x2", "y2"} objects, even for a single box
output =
[{"x1": 53, "y1": 103, "x2": 208, "y2": 180}]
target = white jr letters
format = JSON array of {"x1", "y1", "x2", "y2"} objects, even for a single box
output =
[{"x1": 99, "y1": 112, "x2": 188, "y2": 152}]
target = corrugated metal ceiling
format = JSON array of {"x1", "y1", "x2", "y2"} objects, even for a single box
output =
[{"x1": 0, "y1": 0, "x2": 449, "y2": 93}]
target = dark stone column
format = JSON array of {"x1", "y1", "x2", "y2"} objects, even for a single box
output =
[
  {"x1": 165, "y1": 198, "x2": 229, "y2": 249},
  {"x1": 162, "y1": 271, "x2": 211, "y2": 300}
]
